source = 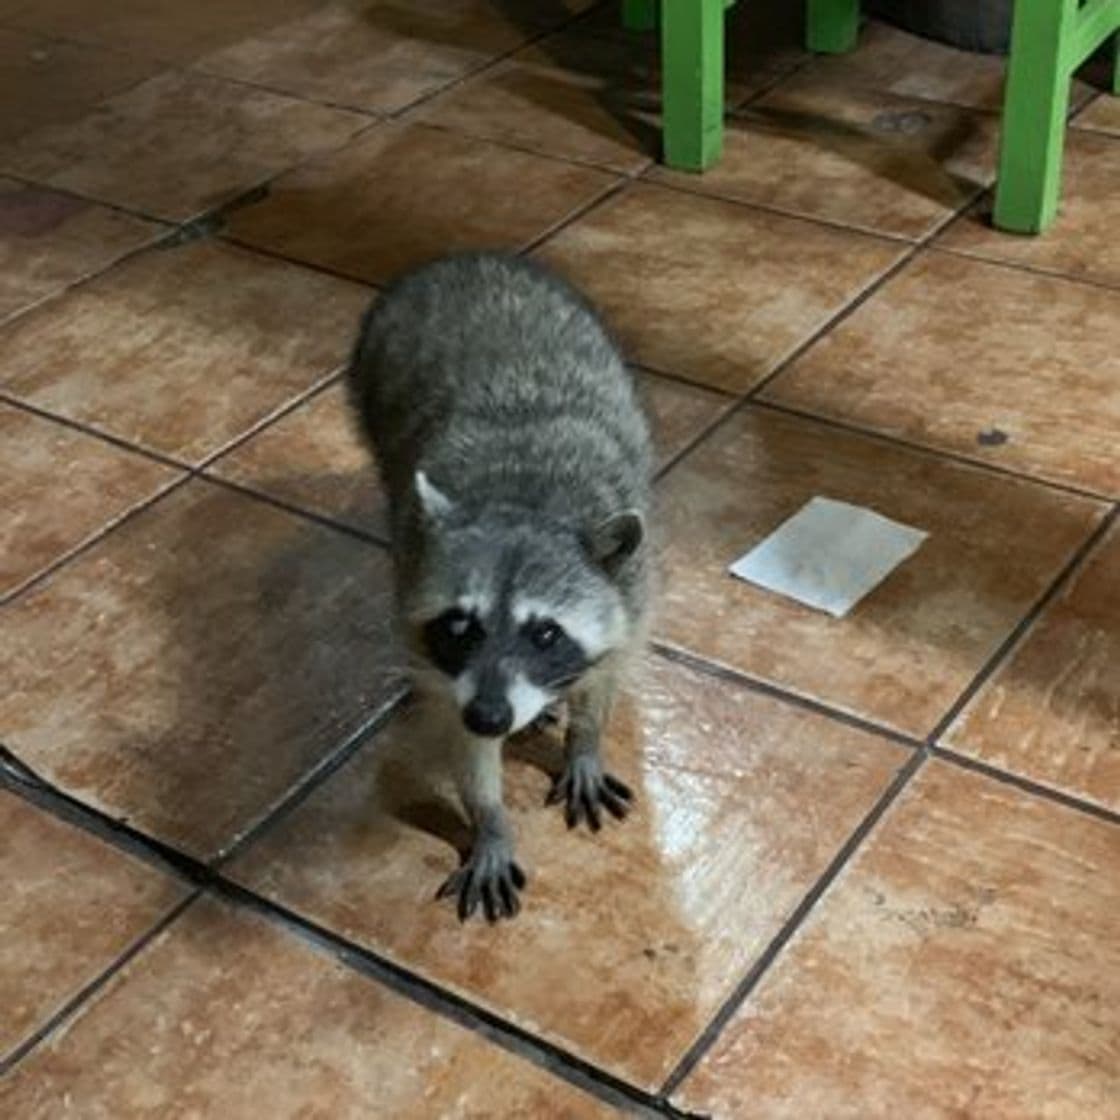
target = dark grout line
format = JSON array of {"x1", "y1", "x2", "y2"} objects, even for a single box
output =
[
  {"x1": 184, "y1": 65, "x2": 383, "y2": 120},
  {"x1": 380, "y1": 4, "x2": 610, "y2": 126},
  {"x1": 658, "y1": 747, "x2": 927, "y2": 1100},
  {"x1": 650, "y1": 172, "x2": 998, "y2": 486},
  {"x1": 0, "y1": 169, "x2": 171, "y2": 229},
  {"x1": 0, "y1": 741, "x2": 678, "y2": 1117},
  {"x1": 730, "y1": 50, "x2": 818, "y2": 111},
  {"x1": 521, "y1": 170, "x2": 642, "y2": 257},
  {"x1": 745, "y1": 216, "x2": 966, "y2": 404},
  {"x1": 0, "y1": 392, "x2": 189, "y2": 470},
  {"x1": 0, "y1": 744, "x2": 225, "y2": 888},
  {"x1": 205, "y1": 878, "x2": 680, "y2": 1118},
  {"x1": 0, "y1": 472, "x2": 189, "y2": 608},
  {"x1": 194, "y1": 472, "x2": 390, "y2": 548},
  {"x1": 927, "y1": 240, "x2": 1120, "y2": 295},
  {"x1": 2, "y1": 166, "x2": 191, "y2": 228},
  {"x1": 650, "y1": 641, "x2": 923, "y2": 752},
  {"x1": 214, "y1": 691, "x2": 408, "y2": 868},
  {"x1": 649, "y1": 245, "x2": 920, "y2": 480},
  {"x1": 926, "y1": 504, "x2": 1119, "y2": 744},
  {"x1": 1066, "y1": 88, "x2": 1101, "y2": 124},
  {"x1": 217, "y1": 228, "x2": 384, "y2": 289},
  {"x1": 0, "y1": 892, "x2": 200, "y2": 1077},
  {"x1": 633, "y1": 360, "x2": 736, "y2": 398},
  {"x1": 752, "y1": 398, "x2": 1117, "y2": 504},
  {"x1": 0, "y1": 214, "x2": 173, "y2": 332},
  {"x1": 394, "y1": 111, "x2": 655, "y2": 179},
  {"x1": 0, "y1": 472, "x2": 194, "y2": 608},
  {"x1": 191, "y1": 367, "x2": 347, "y2": 472},
  {"x1": 0, "y1": 374, "x2": 393, "y2": 612},
  {"x1": 931, "y1": 746, "x2": 1120, "y2": 828},
  {"x1": 637, "y1": 172, "x2": 920, "y2": 246}
]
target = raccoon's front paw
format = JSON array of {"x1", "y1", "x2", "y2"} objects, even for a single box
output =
[
  {"x1": 546, "y1": 754, "x2": 633, "y2": 832},
  {"x1": 528, "y1": 701, "x2": 563, "y2": 734},
  {"x1": 436, "y1": 837, "x2": 527, "y2": 923}
]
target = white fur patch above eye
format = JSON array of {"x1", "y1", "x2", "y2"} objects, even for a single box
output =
[
  {"x1": 457, "y1": 592, "x2": 492, "y2": 619},
  {"x1": 511, "y1": 596, "x2": 621, "y2": 660},
  {"x1": 508, "y1": 673, "x2": 551, "y2": 733}
]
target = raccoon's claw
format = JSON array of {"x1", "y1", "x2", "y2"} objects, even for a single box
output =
[
  {"x1": 547, "y1": 756, "x2": 633, "y2": 832},
  {"x1": 436, "y1": 845, "x2": 527, "y2": 923}
]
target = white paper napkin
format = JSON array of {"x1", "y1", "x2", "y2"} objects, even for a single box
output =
[{"x1": 729, "y1": 497, "x2": 928, "y2": 618}]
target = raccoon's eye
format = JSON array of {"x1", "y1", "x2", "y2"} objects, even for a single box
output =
[
  {"x1": 525, "y1": 619, "x2": 563, "y2": 651},
  {"x1": 439, "y1": 608, "x2": 478, "y2": 641}
]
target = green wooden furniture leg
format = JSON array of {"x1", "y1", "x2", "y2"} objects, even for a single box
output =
[
  {"x1": 994, "y1": 0, "x2": 1120, "y2": 233},
  {"x1": 622, "y1": 0, "x2": 658, "y2": 33},
  {"x1": 661, "y1": 0, "x2": 727, "y2": 170},
  {"x1": 807, "y1": 0, "x2": 860, "y2": 53},
  {"x1": 1113, "y1": 29, "x2": 1120, "y2": 94}
]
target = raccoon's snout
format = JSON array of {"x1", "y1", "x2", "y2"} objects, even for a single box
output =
[{"x1": 463, "y1": 695, "x2": 513, "y2": 738}]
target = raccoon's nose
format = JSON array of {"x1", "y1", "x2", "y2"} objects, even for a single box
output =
[{"x1": 463, "y1": 696, "x2": 513, "y2": 738}]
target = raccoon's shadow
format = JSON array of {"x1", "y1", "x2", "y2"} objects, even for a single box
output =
[
  {"x1": 351, "y1": 0, "x2": 658, "y2": 156},
  {"x1": 725, "y1": 103, "x2": 990, "y2": 211},
  {"x1": 366, "y1": 699, "x2": 569, "y2": 865},
  {"x1": 107, "y1": 480, "x2": 405, "y2": 862}
]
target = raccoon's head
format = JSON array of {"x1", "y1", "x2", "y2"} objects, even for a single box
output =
[{"x1": 403, "y1": 471, "x2": 643, "y2": 739}]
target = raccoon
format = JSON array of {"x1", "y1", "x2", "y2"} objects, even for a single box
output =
[{"x1": 347, "y1": 251, "x2": 653, "y2": 923}]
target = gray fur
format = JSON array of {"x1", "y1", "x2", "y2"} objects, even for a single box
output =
[{"x1": 347, "y1": 251, "x2": 652, "y2": 922}]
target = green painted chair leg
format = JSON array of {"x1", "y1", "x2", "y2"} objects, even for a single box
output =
[
  {"x1": 993, "y1": 0, "x2": 1077, "y2": 233},
  {"x1": 621, "y1": 0, "x2": 658, "y2": 33},
  {"x1": 807, "y1": 0, "x2": 860, "y2": 53},
  {"x1": 661, "y1": 0, "x2": 725, "y2": 171},
  {"x1": 1112, "y1": 30, "x2": 1120, "y2": 95}
]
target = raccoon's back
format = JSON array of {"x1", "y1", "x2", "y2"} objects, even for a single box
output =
[{"x1": 347, "y1": 252, "x2": 651, "y2": 521}]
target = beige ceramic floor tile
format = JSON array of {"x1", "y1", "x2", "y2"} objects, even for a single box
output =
[
  {"x1": 209, "y1": 372, "x2": 731, "y2": 535},
  {"x1": 225, "y1": 122, "x2": 617, "y2": 285},
  {"x1": 676, "y1": 761, "x2": 1120, "y2": 1119},
  {"x1": 229, "y1": 654, "x2": 908, "y2": 1089},
  {"x1": 535, "y1": 183, "x2": 904, "y2": 392},
  {"x1": 937, "y1": 129, "x2": 1120, "y2": 289},
  {"x1": 412, "y1": 4, "x2": 805, "y2": 174},
  {"x1": 0, "y1": 178, "x2": 161, "y2": 321},
  {"x1": 762, "y1": 251, "x2": 1120, "y2": 496},
  {"x1": 4, "y1": 0, "x2": 322, "y2": 63},
  {"x1": 0, "y1": 791, "x2": 187, "y2": 1063},
  {"x1": 0, "y1": 404, "x2": 182, "y2": 600},
  {"x1": 802, "y1": 18, "x2": 1094, "y2": 113},
  {"x1": 198, "y1": 0, "x2": 595, "y2": 115},
  {"x1": 655, "y1": 407, "x2": 1107, "y2": 737},
  {"x1": 640, "y1": 372, "x2": 734, "y2": 469},
  {"x1": 1, "y1": 896, "x2": 611, "y2": 1117},
  {"x1": 0, "y1": 28, "x2": 161, "y2": 144},
  {"x1": 648, "y1": 75, "x2": 998, "y2": 239},
  {"x1": 409, "y1": 32, "x2": 662, "y2": 174},
  {"x1": 946, "y1": 522, "x2": 1120, "y2": 813},
  {"x1": 0, "y1": 240, "x2": 369, "y2": 464},
  {"x1": 0, "y1": 481, "x2": 401, "y2": 858},
  {"x1": 1075, "y1": 92, "x2": 1120, "y2": 136},
  {"x1": 209, "y1": 382, "x2": 385, "y2": 538},
  {"x1": 0, "y1": 70, "x2": 370, "y2": 221}
]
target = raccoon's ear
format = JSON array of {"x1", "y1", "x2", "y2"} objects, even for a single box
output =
[
  {"x1": 585, "y1": 509, "x2": 644, "y2": 573},
  {"x1": 415, "y1": 470, "x2": 454, "y2": 522}
]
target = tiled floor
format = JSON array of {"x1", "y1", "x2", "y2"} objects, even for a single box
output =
[{"x1": 1, "y1": 3, "x2": 1118, "y2": 1117}]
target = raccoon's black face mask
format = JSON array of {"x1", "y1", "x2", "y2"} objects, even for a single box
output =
[
  {"x1": 422, "y1": 604, "x2": 589, "y2": 737},
  {"x1": 409, "y1": 474, "x2": 642, "y2": 738}
]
